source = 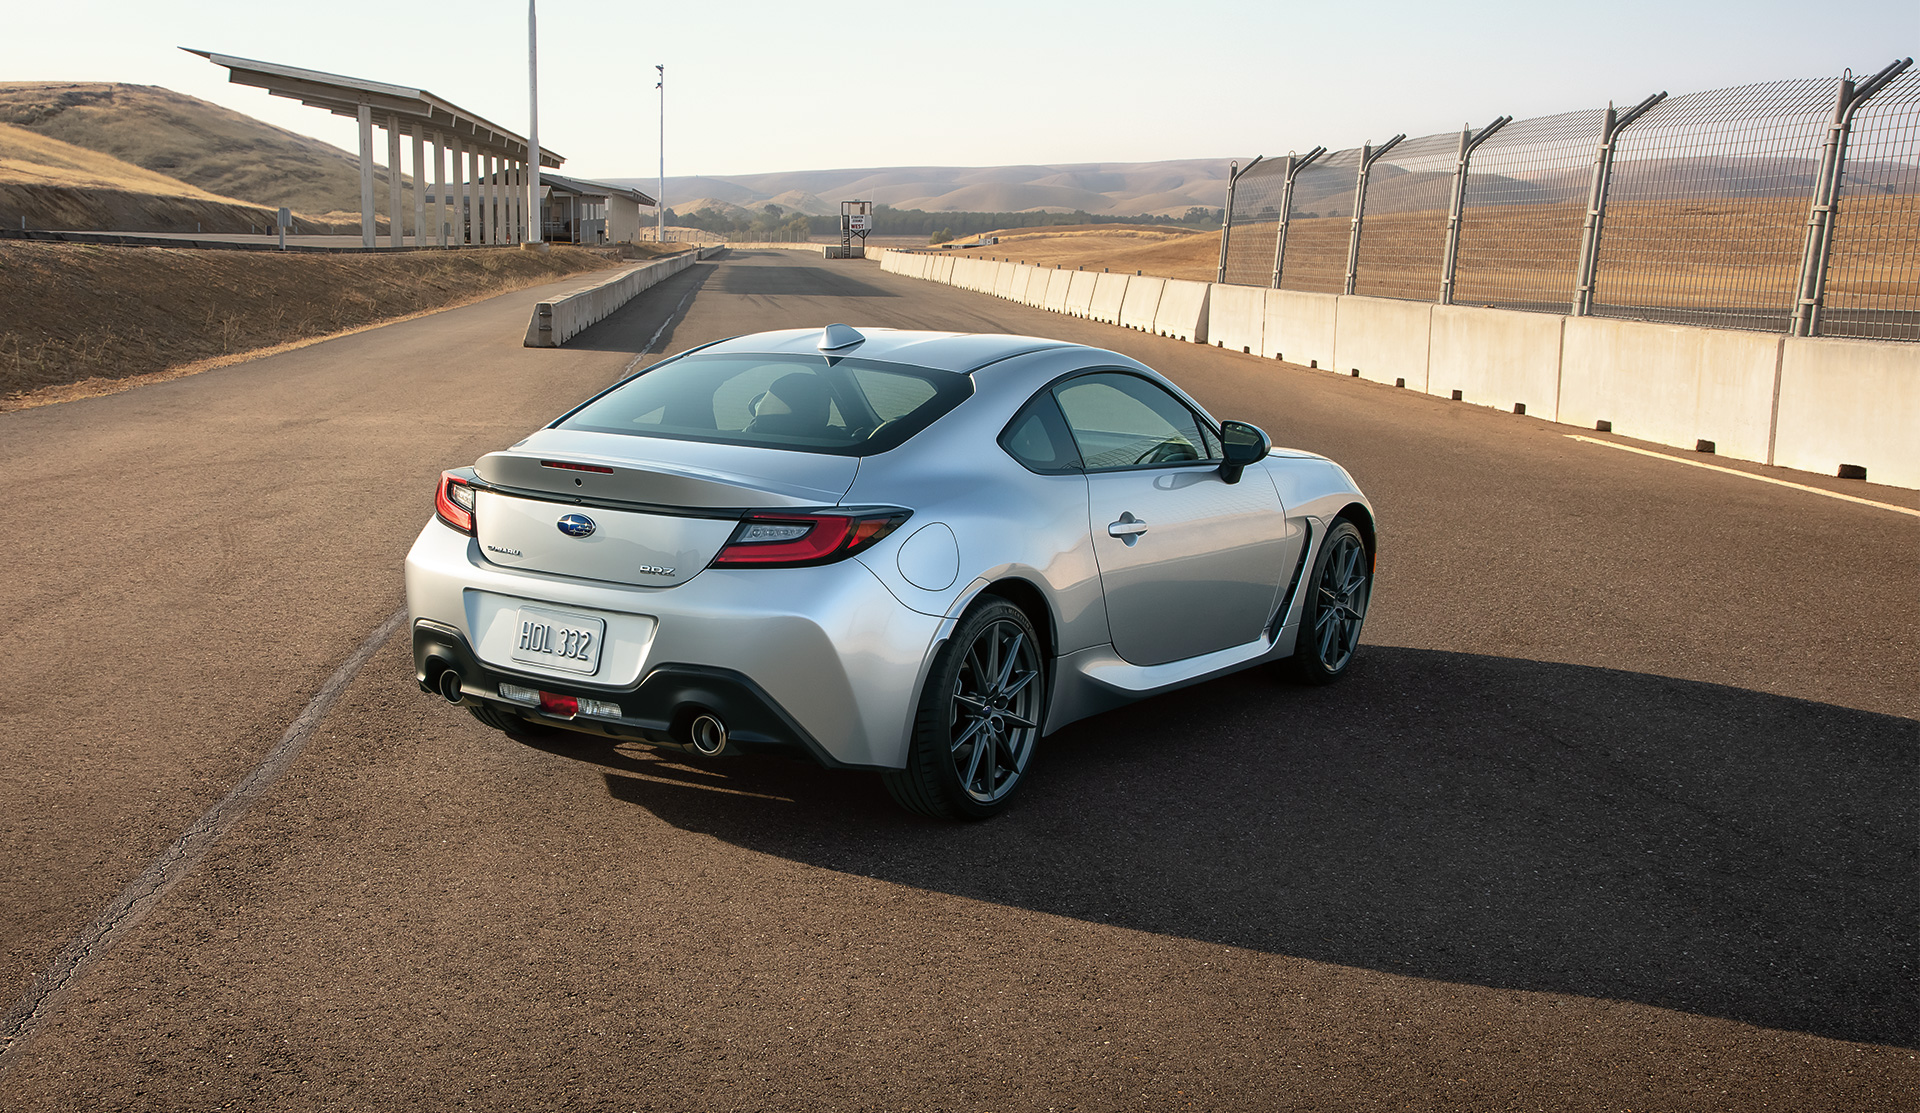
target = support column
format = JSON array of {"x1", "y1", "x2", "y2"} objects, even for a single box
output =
[
  {"x1": 357, "y1": 104, "x2": 375, "y2": 249},
  {"x1": 386, "y1": 115, "x2": 404, "y2": 249},
  {"x1": 507, "y1": 160, "x2": 520, "y2": 245},
  {"x1": 411, "y1": 124, "x2": 426, "y2": 249},
  {"x1": 485, "y1": 154, "x2": 498, "y2": 246},
  {"x1": 432, "y1": 133, "x2": 447, "y2": 247},
  {"x1": 452, "y1": 136, "x2": 466, "y2": 244}
]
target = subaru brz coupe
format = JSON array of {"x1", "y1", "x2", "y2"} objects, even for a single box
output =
[{"x1": 405, "y1": 325, "x2": 1376, "y2": 819}]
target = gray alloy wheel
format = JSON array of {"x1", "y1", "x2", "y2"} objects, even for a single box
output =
[
  {"x1": 1287, "y1": 520, "x2": 1370, "y2": 684},
  {"x1": 885, "y1": 598, "x2": 1044, "y2": 820}
]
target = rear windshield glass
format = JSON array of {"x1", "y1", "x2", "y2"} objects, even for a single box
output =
[{"x1": 557, "y1": 354, "x2": 973, "y2": 456}]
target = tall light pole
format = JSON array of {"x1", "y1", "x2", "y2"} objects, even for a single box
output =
[
  {"x1": 655, "y1": 64, "x2": 665, "y2": 243},
  {"x1": 527, "y1": 0, "x2": 542, "y2": 244}
]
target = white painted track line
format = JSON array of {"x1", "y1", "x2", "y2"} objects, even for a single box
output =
[{"x1": 1564, "y1": 435, "x2": 1920, "y2": 518}]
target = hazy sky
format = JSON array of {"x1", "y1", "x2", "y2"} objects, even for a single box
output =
[{"x1": 5, "y1": 0, "x2": 1915, "y2": 181}]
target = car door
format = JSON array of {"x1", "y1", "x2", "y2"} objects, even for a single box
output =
[{"x1": 1053, "y1": 371, "x2": 1297, "y2": 667}]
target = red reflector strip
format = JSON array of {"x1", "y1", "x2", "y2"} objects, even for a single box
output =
[
  {"x1": 539, "y1": 692, "x2": 579, "y2": 718},
  {"x1": 541, "y1": 460, "x2": 614, "y2": 474}
]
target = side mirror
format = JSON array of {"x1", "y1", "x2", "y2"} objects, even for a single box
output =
[{"x1": 1218, "y1": 420, "x2": 1271, "y2": 485}]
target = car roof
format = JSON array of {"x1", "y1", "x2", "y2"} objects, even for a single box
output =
[{"x1": 692, "y1": 327, "x2": 1077, "y2": 374}]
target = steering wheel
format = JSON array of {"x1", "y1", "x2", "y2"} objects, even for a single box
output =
[{"x1": 1132, "y1": 438, "x2": 1200, "y2": 465}]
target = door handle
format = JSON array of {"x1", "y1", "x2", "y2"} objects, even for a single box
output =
[{"x1": 1108, "y1": 514, "x2": 1148, "y2": 541}]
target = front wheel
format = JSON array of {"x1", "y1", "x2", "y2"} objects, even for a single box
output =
[
  {"x1": 1286, "y1": 520, "x2": 1371, "y2": 684},
  {"x1": 884, "y1": 599, "x2": 1045, "y2": 820}
]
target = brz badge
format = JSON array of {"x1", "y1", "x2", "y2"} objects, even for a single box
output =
[
  {"x1": 557, "y1": 514, "x2": 597, "y2": 538},
  {"x1": 485, "y1": 545, "x2": 522, "y2": 557}
]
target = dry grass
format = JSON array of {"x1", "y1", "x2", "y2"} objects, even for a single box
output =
[
  {"x1": 0, "y1": 243, "x2": 630, "y2": 410},
  {"x1": 946, "y1": 225, "x2": 1220, "y2": 281}
]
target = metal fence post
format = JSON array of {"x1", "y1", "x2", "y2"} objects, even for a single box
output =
[
  {"x1": 1571, "y1": 91, "x2": 1665, "y2": 316},
  {"x1": 1439, "y1": 115, "x2": 1511, "y2": 305},
  {"x1": 1271, "y1": 146, "x2": 1326, "y2": 289},
  {"x1": 1217, "y1": 158, "x2": 1260, "y2": 283},
  {"x1": 1343, "y1": 135, "x2": 1405, "y2": 296},
  {"x1": 1791, "y1": 58, "x2": 1912, "y2": 337}
]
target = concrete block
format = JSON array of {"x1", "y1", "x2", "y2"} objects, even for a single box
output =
[
  {"x1": 1559, "y1": 317, "x2": 1781, "y2": 464},
  {"x1": 1428, "y1": 305, "x2": 1565, "y2": 416},
  {"x1": 1010, "y1": 264, "x2": 1037, "y2": 305},
  {"x1": 1065, "y1": 271, "x2": 1099, "y2": 317},
  {"x1": 1772, "y1": 336, "x2": 1920, "y2": 489},
  {"x1": 1024, "y1": 265, "x2": 1054, "y2": 308},
  {"x1": 992, "y1": 262, "x2": 1020, "y2": 300},
  {"x1": 934, "y1": 255, "x2": 956, "y2": 284},
  {"x1": 1334, "y1": 296, "x2": 1434, "y2": 390},
  {"x1": 961, "y1": 257, "x2": 994, "y2": 293},
  {"x1": 1153, "y1": 279, "x2": 1210, "y2": 343},
  {"x1": 1266, "y1": 290, "x2": 1339, "y2": 369},
  {"x1": 1120, "y1": 275, "x2": 1165, "y2": 331},
  {"x1": 525, "y1": 260, "x2": 671, "y2": 347},
  {"x1": 1044, "y1": 268, "x2": 1073, "y2": 314},
  {"x1": 1089, "y1": 273, "x2": 1131, "y2": 324},
  {"x1": 1208, "y1": 284, "x2": 1265, "y2": 355}
]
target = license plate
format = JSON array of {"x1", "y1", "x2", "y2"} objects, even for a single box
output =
[{"x1": 509, "y1": 605, "x2": 605, "y2": 675}]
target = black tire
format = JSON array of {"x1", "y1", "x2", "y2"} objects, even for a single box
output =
[
  {"x1": 1286, "y1": 519, "x2": 1371, "y2": 685},
  {"x1": 884, "y1": 598, "x2": 1045, "y2": 820}
]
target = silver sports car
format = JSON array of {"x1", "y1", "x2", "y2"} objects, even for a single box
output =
[{"x1": 405, "y1": 325, "x2": 1375, "y2": 819}]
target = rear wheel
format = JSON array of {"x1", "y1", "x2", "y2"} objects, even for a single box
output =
[
  {"x1": 1286, "y1": 520, "x2": 1371, "y2": 684},
  {"x1": 884, "y1": 599, "x2": 1045, "y2": 820}
]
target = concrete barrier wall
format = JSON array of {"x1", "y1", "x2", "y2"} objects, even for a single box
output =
[
  {"x1": 1266, "y1": 290, "x2": 1338, "y2": 369},
  {"x1": 1089, "y1": 273, "x2": 1131, "y2": 324},
  {"x1": 1153, "y1": 279, "x2": 1210, "y2": 343},
  {"x1": 1119, "y1": 276, "x2": 1164, "y2": 331},
  {"x1": 1065, "y1": 271, "x2": 1099, "y2": 317},
  {"x1": 1559, "y1": 317, "x2": 1782, "y2": 463},
  {"x1": 525, "y1": 253, "x2": 697, "y2": 347},
  {"x1": 1207, "y1": 284, "x2": 1265, "y2": 355},
  {"x1": 1334, "y1": 296, "x2": 1434, "y2": 389},
  {"x1": 847, "y1": 253, "x2": 1919, "y2": 489},
  {"x1": 1771, "y1": 336, "x2": 1920, "y2": 488},
  {"x1": 1427, "y1": 305, "x2": 1564, "y2": 416}
]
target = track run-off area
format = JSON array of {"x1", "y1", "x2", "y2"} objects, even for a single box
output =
[{"x1": 1, "y1": 249, "x2": 1915, "y2": 1110}]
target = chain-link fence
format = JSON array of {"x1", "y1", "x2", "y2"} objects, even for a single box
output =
[{"x1": 1218, "y1": 61, "x2": 1918, "y2": 341}]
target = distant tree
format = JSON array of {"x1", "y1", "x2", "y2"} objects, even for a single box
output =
[
  {"x1": 777, "y1": 214, "x2": 811, "y2": 242},
  {"x1": 930, "y1": 227, "x2": 954, "y2": 245}
]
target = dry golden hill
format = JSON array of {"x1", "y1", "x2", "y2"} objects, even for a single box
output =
[
  {"x1": 0, "y1": 241, "x2": 625, "y2": 409},
  {"x1": 0, "y1": 121, "x2": 365, "y2": 235},
  {"x1": 0, "y1": 82, "x2": 406, "y2": 217}
]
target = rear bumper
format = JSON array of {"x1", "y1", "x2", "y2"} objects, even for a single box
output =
[
  {"x1": 413, "y1": 620, "x2": 854, "y2": 765},
  {"x1": 403, "y1": 517, "x2": 945, "y2": 769}
]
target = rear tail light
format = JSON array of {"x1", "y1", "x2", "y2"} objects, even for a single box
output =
[
  {"x1": 711, "y1": 510, "x2": 911, "y2": 568},
  {"x1": 435, "y1": 470, "x2": 477, "y2": 534}
]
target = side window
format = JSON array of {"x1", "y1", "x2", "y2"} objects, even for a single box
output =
[
  {"x1": 999, "y1": 391, "x2": 1083, "y2": 474},
  {"x1": 1052, "y1": 372, "x2": 1217, "y2": 470}
]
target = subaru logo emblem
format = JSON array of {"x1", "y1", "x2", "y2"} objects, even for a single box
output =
[{"x1": 557, "y1": 513, "x2": 597, "y2": 538}]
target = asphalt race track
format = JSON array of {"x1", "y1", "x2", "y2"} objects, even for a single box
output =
[{"x1": 1, "y1": 249, "x2": 1915, "y2": 1110}]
